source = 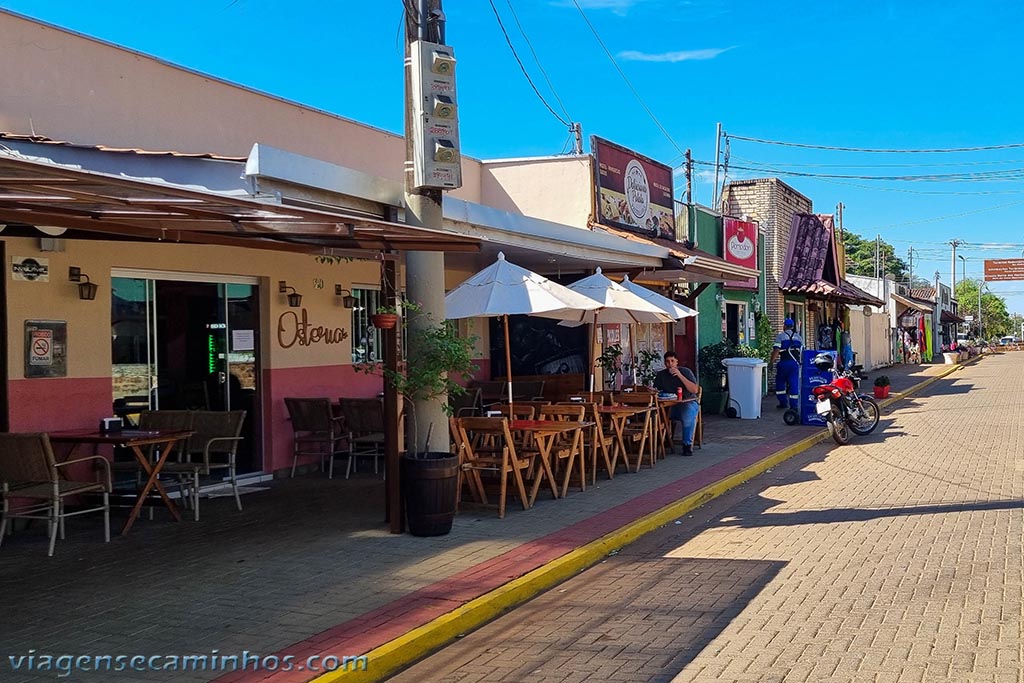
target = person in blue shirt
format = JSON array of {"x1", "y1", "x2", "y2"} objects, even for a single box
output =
[{"x1": 771, "y1": 318, "x2": 803, "y2": 410}]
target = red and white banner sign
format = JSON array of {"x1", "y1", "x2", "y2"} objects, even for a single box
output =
[{"x1": 723, "y1": 217, "x2": 758, "y2": 290}]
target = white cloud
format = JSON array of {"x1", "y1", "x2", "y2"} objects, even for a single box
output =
[
  {"x1": 618, "y1": 46, "x2": 735, "y2": 62},
  {"x1": 551, "y1": 0, "x2": 644, "y2": 16}
]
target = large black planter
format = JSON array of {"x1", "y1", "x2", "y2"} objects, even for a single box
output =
[{"x1": 400, "y1": 451, "x2": 459, "y2": 537}]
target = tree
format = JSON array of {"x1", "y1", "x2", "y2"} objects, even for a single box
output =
[
  {"x1": 954, "y1": 279, "x2": 1011, "y2": 338},
  {"x1": 842, "y1": 231, "x2": 908, "y2": 282}
]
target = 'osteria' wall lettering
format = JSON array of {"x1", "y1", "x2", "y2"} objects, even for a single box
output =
[{"x1": 277, "y1": 309, "x2": 349, "y2": 348}]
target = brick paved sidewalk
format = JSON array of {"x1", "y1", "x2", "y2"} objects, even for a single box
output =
[
  {"x1": 388, "y1": 354, "x2": 1009, "y2": 683},
  {"x1": 0, "y1": 360, "x2": 955, "y2": 683}
]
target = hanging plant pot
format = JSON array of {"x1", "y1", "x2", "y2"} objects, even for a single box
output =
[{"x1": 371, "y1": 313, "x2": 398, "y2": 329}]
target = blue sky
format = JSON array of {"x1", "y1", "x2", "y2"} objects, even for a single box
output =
[{"x1": 5, "y1": 0, "x2": 1024, "y2": 314}]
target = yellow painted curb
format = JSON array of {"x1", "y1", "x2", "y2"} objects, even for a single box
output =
[{"x1": 313, "y1": 368, "x2": 958, "y2": 683}]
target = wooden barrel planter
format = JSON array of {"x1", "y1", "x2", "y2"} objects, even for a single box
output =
[{"x1": 401, "y1": 452, "x2": 459, "y2": 536}]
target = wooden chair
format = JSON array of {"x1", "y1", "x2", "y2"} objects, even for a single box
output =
[
  {"x1": 161, "y1": 410, "x2": 246, "y2": 521},
  {"x1": 613, "y1": 392, "x2": 655, "y2": 471},
  {"x1": 0, "y1": 433, "x2": 111, "y2": 556},
  {"x1": 538, "y1": 404, "x2": 586, "y2": 496},
  {"x1": 695, "y1": 387, "x2": 704, "y2": 449},
  {"x1": 562, "y1": 401, "x2": 615, "y2": 483},
  {"x1": 491, "y1": 404, "x2": 536, "y2": 452},
  {"x1": 284, "y1": 398, "x2": 346, "y2": 478},
  {"x1": 337, "y1": 398, "x2": 385, "y2": 478},
  {"x1": 453, "y1": 417, "x2": 534, "y2": 519}
]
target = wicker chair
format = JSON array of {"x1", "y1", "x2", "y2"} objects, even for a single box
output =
[
  {"x1": 337, "y1": 398, "x2": 385, "y2": 478},
  {"x1": 284, "y1": 398, "x2": 346, "y2": 478},
  {"x1": 161, "y1": 410, "x2": 246, "y2": 521},
  {"x1": 0, "y1": 433, "x2": 111, "y2": 556}
]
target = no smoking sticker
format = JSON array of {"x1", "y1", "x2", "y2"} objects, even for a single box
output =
[{"x1": 30, "y1": 330, "x2": 52, "y2": 365}]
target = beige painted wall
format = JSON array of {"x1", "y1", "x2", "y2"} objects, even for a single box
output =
[
  {"x1": 4, "y1": 235, "x2": 490, "y2": 379},
  {"x1": 480, "y1": 156, "x2": 594, "y2": 227},
  {"x1": 0, "y1": 10, "x2": 482, "y2": 203},
  {"x1": 3, "y1": 235, "x2": 391, "y2": 378}
]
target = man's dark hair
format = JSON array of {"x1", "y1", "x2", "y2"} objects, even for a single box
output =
[{"x1": 663, "y1": 351, "x2": 678, "y2": 362}]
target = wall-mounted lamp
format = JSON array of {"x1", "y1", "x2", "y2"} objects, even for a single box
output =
[
  {"x1": 69, "y1": 266, "x2": 98, "y2": 301},
  {"x1": 334, "y1": 285, "x2": 357, "y2": 308},
  {"x1": 753, "y1": 299, "x2": 761, "y2": 314},
  {"x1": 278, "y1": 280, "x2": 302, "y2": 308}
]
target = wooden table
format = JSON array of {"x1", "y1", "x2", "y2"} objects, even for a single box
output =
[
  {"x1": 510, "y1": 420, "x2": 589, "y2": 504},
  {"x1": 596, "y1": 405, "x2": 655, "y2": 473},
  {"x1": 654, "y1": 397, "x2": 681, "y2": 457},
  {"x1": 49, "y1": 428, "x2": 193, "y2": 535}
]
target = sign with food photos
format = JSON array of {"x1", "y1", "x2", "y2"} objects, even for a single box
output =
[{"x1": 592, "y1": 136, "x2": 675, "y2": 241}]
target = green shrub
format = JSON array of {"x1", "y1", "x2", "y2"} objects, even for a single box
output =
[{"x1": 873, "y1": 375, "x2": 890, "y2": 387}]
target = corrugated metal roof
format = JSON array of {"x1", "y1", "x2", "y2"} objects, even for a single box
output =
[{"x1": 0, "y1": 132, "x2": 246, "y2": 161}]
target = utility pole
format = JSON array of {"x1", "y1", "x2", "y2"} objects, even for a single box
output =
[
  {"x1": 949, "y1": 238, "x2": 964, "y2": 300},
  {"x1": 712, "y1": 122, "x2": 722, "y2": 207},
  {"x1": 684, "y1": 148, "x2": 693, "y2": 204},
  {"x1": 571, "y1": 122, "x2": 583, "y2": 155},
  {"x1": 907, "y1": 246, "x2": 916, "y2": 289},
  {"x1": 404, "y1": 0, "x2": 451, "y2": 455},
  {"x1": 876, "y1": 235, "x2": 884, "y2": 278}
]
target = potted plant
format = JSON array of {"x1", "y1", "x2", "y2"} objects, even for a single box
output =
[
  {"x1": 370, "y1": 304, "x2": 399, "y2": 330},
  {"x1": 596, "y1": 343, "x2": 623, "y2": 390},
  {"x1": 355, "y1": 308, "x2": 478, "y2": 536},
  {"x1": 698, "y1": 340, "x2": 740, "y2": 414},
  {"x1": 634, "y1": 348, "x2": 661, "y2": 388},
  {"x1": 873, "y1": 375, "x2": 891, "y2": 399}
]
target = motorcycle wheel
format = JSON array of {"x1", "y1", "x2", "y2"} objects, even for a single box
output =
[
  {"x1": 783, "y1": 408, "x2": 800, "y2": 426},
  {"x1": 830, "y1": 406, "x2": 851, "y2": 445},
  {"x1": 848, "y1": 396, "x2": 880, "y2": 435}
]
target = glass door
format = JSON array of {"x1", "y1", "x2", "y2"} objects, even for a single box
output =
[{"x1": 111, "y1": 275, "x2": 261, "y2": 473}]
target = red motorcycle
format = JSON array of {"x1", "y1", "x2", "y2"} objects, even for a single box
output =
[{"x1": 810, "y1": 353, "x2": 881, "y2": 445}]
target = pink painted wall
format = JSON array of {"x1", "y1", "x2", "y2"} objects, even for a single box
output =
[
  {"x1": 8, "y1": 377, "x2": 111, "y2": 432},
  {"x1": 263, "y1": 365, "x2": 383, "y2": 475}
]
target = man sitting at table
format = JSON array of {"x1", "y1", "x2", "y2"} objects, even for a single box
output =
[{"x1": 653, "y1": 351, "x2": 700, "y2": 456}]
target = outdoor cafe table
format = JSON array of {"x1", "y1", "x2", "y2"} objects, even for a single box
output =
[
  {"x1": 596, "y1": 405, "x2": 655, "y2": 473},
  {"x1": 509, "y1": 419, "x2": 592, "y2": 504},
  {"x1": 49, "y1": 428, "x2": 193, "y2": 535}
]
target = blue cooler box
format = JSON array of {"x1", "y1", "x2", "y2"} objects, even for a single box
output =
[{"x1": 800, "y1": 349, "x2": 836, "y2": 426}]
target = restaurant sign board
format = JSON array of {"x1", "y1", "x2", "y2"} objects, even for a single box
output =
[
  {"x1": 984, "y1": 258, "x2": 1024, "y2": 282},
  {"x1": 722, "y1": 217, "x2": 758, "y2": 290},
  {"x1": 592, "y1": 136, "x2": 675, "y2": 241}
]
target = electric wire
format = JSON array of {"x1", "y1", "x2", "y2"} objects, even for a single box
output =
[
  {"x1": 570, "y1": 0, "x2": 685, "y2": 157},
  {"x1": 726, "y1": 134, "x2": 1024, "y2": 154},
  {"x1": 731, "y1": 155, "x2": 1024, "y2": 169},
  {"x1": 504, "y1": 0, "x2": 573, "y2": 124},
  {"x1": 488, "y1": 0, "x2": 570, "y2": 128}
]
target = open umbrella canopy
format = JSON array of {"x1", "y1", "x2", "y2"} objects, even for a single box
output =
[
  {"x1": 560, "y1": 268, "x2": 675, "y2": 325},
  {"x1": 445, "y1": 252, "x2": 601, "y2": 320},
  {"x1": 620, "y1": 275, "x2": 698, "y2": 320}
]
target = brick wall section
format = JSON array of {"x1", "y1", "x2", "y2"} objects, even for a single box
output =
[{"x1": 723, "y1": 179, "x2": 812, "y2": 337}]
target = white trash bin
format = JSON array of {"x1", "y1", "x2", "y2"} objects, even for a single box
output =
[{"x1": 722, "y1": 357, "x2": 768, "y2": 419}]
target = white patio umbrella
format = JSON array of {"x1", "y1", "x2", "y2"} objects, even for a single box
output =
[
  {"x1": 620, "y1": 275, "x2": 698, "y2": 320},
  {"x1": 620, "y1": 275, "x2": 698, "y2": 385},
  {"x1": 445, "y1": 252, "x2": 601, "y2": 404},
  {"x1": 560, "y1": 268, "x2": 676, "y2": 392}
]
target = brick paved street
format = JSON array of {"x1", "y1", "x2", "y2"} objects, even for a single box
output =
[
  {"x1": 388, "y1": 354, "x2": 1023, "y2": 683},
  {"x1": 0, "y1": 360, "x2": 952, "y2": 682}
]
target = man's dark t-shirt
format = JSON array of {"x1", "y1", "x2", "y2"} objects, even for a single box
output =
[{"x1": 653, "y1": 366, "x2": 697, "y2": 399}]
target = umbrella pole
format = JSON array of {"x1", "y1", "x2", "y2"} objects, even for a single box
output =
[
  {"x1": 504, "y1": 314, "x2": 514, "y2": 406},
  {"x1": 588, "y1": 322, "x2": 596, "y2": 398}
]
